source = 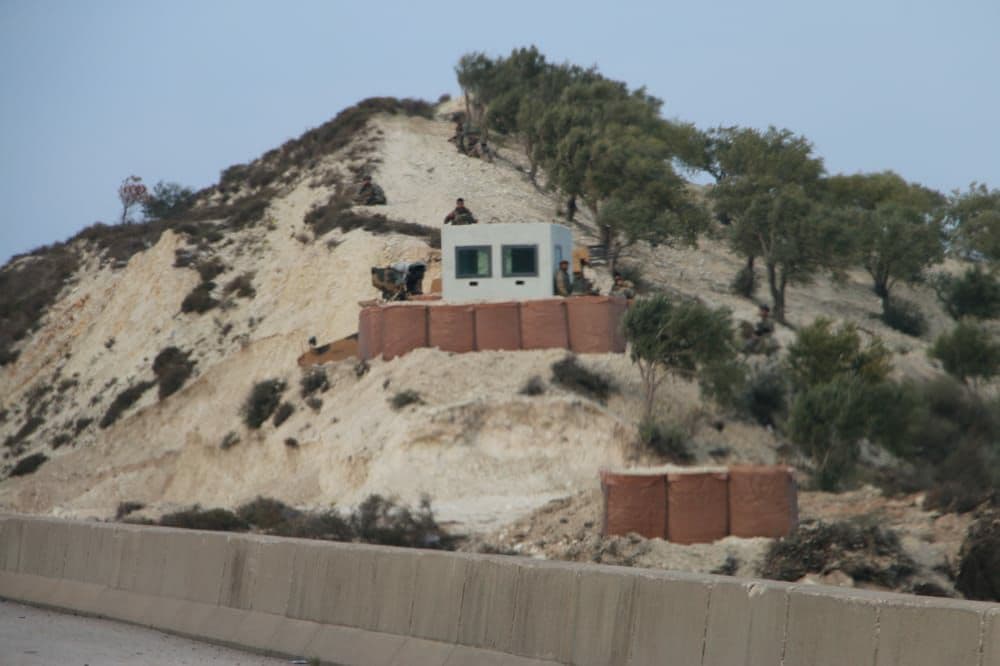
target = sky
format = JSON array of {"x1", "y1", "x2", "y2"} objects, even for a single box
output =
[{"x1": 1, "y1": 0, "x2": 998, "y2": 264}]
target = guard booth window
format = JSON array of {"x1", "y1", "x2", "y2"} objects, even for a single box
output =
[
  {"x1": 502, "y1": 245, "x2": 538, "y2": 277},
  {"x1": 456, "y1": 245, "x2": 491, "y2": 278}
]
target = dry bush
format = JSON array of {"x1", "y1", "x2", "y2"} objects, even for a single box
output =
[
  {"x1": 159, "y1": 506, "x2": 249, "y2": 532},
  {"x1": 180, "y1": 282, "x2": 219, "y2": 314},
  {"x1": 300, "y1": 369, "x2": 329, "y2": 397},
  {"x1": 272, "y1": 401, "x2": 295, "y2": 427},
  {"x1": 115, "y1": 501, "x2": 145, "y2": 520},
  {"x1": 518, "y1": 376, "x2": 545, "y2": 396},
  {"x1": 9, "y1": 452, "x2": 47, "y2": 477},
  {"x1": 223, "y1": 272, "x2": 256, "y2": 299},
  {"x1": 241, "y1": 379, "x2": 287, "y2": 428},
  {"x1": 99, "y1": 381, "x2": 155, "y2": 428},
  {"x1": 551, "y1": 355, "x2": 615, "y2": 403},
  {"x1": 389, "y1": 390, "x2": 423, "y2": 410},
  {"x1": 153, "y1": 346, "x2": 194, "y2": 399}
]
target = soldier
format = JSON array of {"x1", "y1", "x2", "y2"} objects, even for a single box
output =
[
  {"x1": 743, "y1": 304, "x2": 776, "y2": 354},
  {"x1": 355, "y1": 175, "x2": 386, "y2": 206},
  {"x1": 609, "y1": 271, "x2": 635, "y2": 299},
  {"x1": 554, "y1": 260, "x2": 572, "y2": 297},
  {"x1": 443, "y1": 198, "x2": 478, "y2": 225}
]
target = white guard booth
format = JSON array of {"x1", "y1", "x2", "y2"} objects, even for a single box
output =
[{"x1": 441, "y1": 222, "x2": 574, "y2": 302}]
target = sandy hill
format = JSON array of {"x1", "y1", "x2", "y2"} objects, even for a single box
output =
[{"x1": 0, "y1": 98, "x2": 974, "y2": 590}]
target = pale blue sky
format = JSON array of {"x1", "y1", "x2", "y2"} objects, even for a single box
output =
[{"x1": 2, "y1": 0, "x2": 998, "y2": 263}]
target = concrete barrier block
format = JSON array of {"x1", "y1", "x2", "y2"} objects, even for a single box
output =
[
  {"x1": 231, "y1": 609, "x2": 287, "y2": 654},
  {"x1": 409, "y1": 552, "x2": 470, "y2": 643},
  {"x1": 702, "y1": 579, "x2": 789, "y2": 666},
  {"x1": 18, "y1": 517, "x2": 66, "y2": 577},
  {"x1": 457, "y1": 557, "x2": 520, "y2": 652},
  {"x1": 285, "y1": 540, "x2": 332, "y2": 621},
  {"x1": 784, "y1": 586, "x2": 878, "y2": 666},
  {"x1": 188, "y1": 604, "x2": 252, "y2": 646},
  {"x1": 984, "y1": 607, "x2": 1000, "y2": 666},
  {"x1": 445, "y1": 645, "x2": 562, "y2": 666},
  {"x1": 875, "y1": 597, "x2": 985, "y2": 666},
  {"x1": 509, "y1": 560, "x2": 579, "y2": 662},
  {"x1": 60, "y1": 521, "x2": 102, "y2": 584},
  {"x1": 570, "y1": 566, "x2": 637, "y2": 666},
  {"x1": 157, "y1": 529, "x2": 228, "y2": 604},
  {"x1": 92, "y1": 586, "x2": 155, "y2": 626},
  {"x1": 218, "y1": 535, "x2": 260, "y2": 610},
  {"x1": 388, "y1": 637, "x2": 455, "y2": 665},
  {"x1": 267, "y1": 616, "x2": 323, "y2": 659},
  {"x1": 315, "y1": 544, "x2": 368, "y2": 627},
  {"x1": 45, "y1": 577, "x2": 103, "y2": 615},
  {"x1": 141, "y1": 595, "x2": 190, "y2": 631},
  {"x1": 307, "y1": 624, "x2": 407, "y2": 666},
  {"x1": 0, "y1": 571, "x2": 58, "y2": 605},
  {"x1": 0, "y1": 516, "x2": 25, "y2": 571},
  {"x1": 627, "y1": 570, "x2": 712, "y2": 666},
  {"x1": 370, "y1": 548, "x2": 420, "y2": 635},
  {"x1": 248, "y1": 538, "x2": 297, "y2": 616}
]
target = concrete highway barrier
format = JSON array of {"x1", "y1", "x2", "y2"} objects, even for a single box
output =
[{"x1": 0, "y1": 514, "x2": 997, "y2": 665}]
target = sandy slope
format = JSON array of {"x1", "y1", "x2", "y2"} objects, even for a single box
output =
[{"x1": 0, "y1": 99, "x2": 974, "y2": 562}]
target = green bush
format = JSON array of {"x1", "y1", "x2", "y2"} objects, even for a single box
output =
[
  {"x1": 142, "y1": 181, "x2": 195, "y2": 220},
  {"x1": 933, "y1": 266, "x2": 1000, "y2": 320},
  {"x1": 389, "y1": 390, "x2": 423, "y2": 410},
  {"x1": 929, "y1": 320, "x2": 1000, "y2": 385},
  {"x1": 195, "y1": 257, "x2": 226, "y2": 282},
  {"x1": 223, "y1": 272, "x2": 256, "y2": 299},
  {"x1": 699, "y1": 358, "x2": 748, "y2": 412},
  {"x1": 638, "y1": 419, "x2": 693, "y2": 463},
  {"x1": 272, "y1": 401, "x2": 294, "y2": 427},
  {"x1": 551, "y1": 355, "x2": 615, "y2": 403},
  {"x1": 742, "y1": 364, "x2": 788, "y2": 427},
  {"x1": 730, "y1": 264, "x2": 757, "y2": 298},
  {"x1": 180, "y1": 282, "x2": 219, "y2": 314},
  {"x1": 241, "y1": 379, "x2": 287, "y2": 429},
  {"x1": 153, "y1": 346, "x2": 194, "y2": 399},
  {"x1": 881, "y1": 296, "x2": 927, "y2": 337},
  {"x1": 786, "y1": 318, "x2": 890, "y2": 391},
  {"x1": 236, "y1": 496, "x2": 301, "y2": 530},
  {"x1": 518, "y1": 375, "x2": 546, "y2": 396},
  {"x1": 159, "y1": 507, "x2": 249, "y2": 532},
  {"x1": 300, "y1": 369, "x2": 329, "y2": 397}
]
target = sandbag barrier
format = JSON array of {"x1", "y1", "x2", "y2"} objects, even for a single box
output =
[
  {"x1": 358, "y1": 296, "x2": 628, "y2": 361},
  {"x1": 601, "y1": 466, "x2": 799, "y2": 542}
]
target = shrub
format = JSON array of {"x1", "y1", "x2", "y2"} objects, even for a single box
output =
[
  {"x1": 220, "y1": 431, "x2": 239, "y2": 450},
  {"x1": 272, "y1": 401, "x2": 294, "y2": 427},
  {"x1": 759, "y1": 519, "x2": 916, "y2": 588},
  {"x1": 699, "y1": 359, "x2": 748, "y2": 412},
  {"x1": 742, "y1": 364, "x2": 788, "y2": 427},
  {"x1": 142, "y1": 181, "x2": 195, "y2": 220},
  {"x1": 928, "y1": 320, "x2": 1000, "y2": 385},
  {"x1": 152, "y1": 346, "x2": 194, "y2": 399},
  {"x1": 350, "y1": 494, "x2": 448, "y2": 549},
  {"x1": 303, "y1": 200, "x2": 440, "y2": 247},
  {"x1": 0, "y1": 244, "x2": 80, "y2": 365},
  {"x1": 786, "y1": 318, "x2": 891, "y2": 391},
  {"x1": 115, "y1": 501, "x2": 145, "y2": 520},
  {"x1": 75, "y1": 219, "x2": 171, "y2": 265},
  {"x1": 99, "y1": 380, "x2": 155, "y2": 428},
  {"x1": 159, "y1": 507, "x2": 249, "y2": 532},
  {"x1": 300, "y1": 369, "x2": 329, "y2": 397},
  {"x1": 236, "y1": 496, "x2": 301, "y2": 530},
  {"x1": 551, "y1": 355, "x2": 615, "y2": 403},
  {"x1": 180, "y1": 281, "x2": 219, "y2": 314},
  {"x1": 518, "y1": 375, "x2": 546, "y2": 396},
  {"x1": 955, "y1": 509, "x2": 1000, "y2": 601},
  {"x1": 195, "y1": 257, "x2": 226, "y2": 282},
  {"x1": 3, "y1": 415, "x2": 45, "y2": 450},
  {"x1": 223, "y1": 272, "x2": 256, "y2": 299},
  {"x1": 389, "y1": 390, "x2": 423, "y2": 410},
  {"x1": 881, "y1": 296, "x2": 927, "y2": 337},
  {"x1": 638, "y1": 419, "x2": 693, "y2": 463},
  {"x1": 933, "y1": 266, "x2": 1000, "y2": 320},
  {"x1": 9, "y1": 452, "x2": 48, "y2": 477},
  {"x1": 614, "y1": 262, "x2": 647, "y2": 294},
  {"x1": 242, "y1": 379, "x2": 287, "y2": 429}
]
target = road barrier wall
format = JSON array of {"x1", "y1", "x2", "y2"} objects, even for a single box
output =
[{"x1": 0, "y1": 514, "x2": 997, "y2": 665}]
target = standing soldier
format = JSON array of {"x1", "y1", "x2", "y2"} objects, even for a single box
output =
[
  {"x1": 443, "y1": 198, "x2": 478, "y2": 225},
  {"x1": 355, "y1": 175, "x2": 386, "y2": 206},
  {"x1": 554, "y1": 260, "x2": 572, "y2": 297}
]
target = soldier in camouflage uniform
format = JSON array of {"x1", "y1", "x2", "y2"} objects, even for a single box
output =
[
  {"x1": 355, "y1": 175, "x2": 387, "y2": 206},
  {"x1": 443, "y1": 198, "x2": 478, "y2": 225}
]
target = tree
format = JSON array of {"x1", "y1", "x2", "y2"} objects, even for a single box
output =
[
  {"x1": 929, "y1": 320, "x2": 1000, "y2": 387},
  {"x1": 824, "y1": 171, "x2": 945, "y2": 303},
  {"x1": 709, "y1": 127, "x2": 849, "y2": 323},
  {"x1": 623, "y1": 294, "x2": 736, "y2": 422},
  {"x1": 945, "y1": 182, "x2": 1000, "y2": 262},
  {"x1": 118, "y1": 175, "x2": 148, "y2": 225},
  {"x1": 786, "y1": 317, "x2": 891, "y2": 391},
  {"x1": 142, "y1": 181, "x2": 195, "y2": 220},
  {"x1": 932, "y1": 265, "x2": 1000, "y2": 320}
]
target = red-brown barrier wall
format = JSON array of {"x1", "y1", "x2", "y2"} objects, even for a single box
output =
[
  {"x1": 357, "y1": 296, "x2": 626, "y2": 360},
  {"x1": 728, "y1": 466, "x2": 798, "y2": 538},
  {"x1": 381, "y1": 304, "x2": 428, "y2": 360},
  {"x1": 600, "y1": 471, "x2": 668, "y2": 540},
  {"x1": 601, "y1": 467, "x2": 798, "y2": 542},
  {"x1": 667, "y1": 472, "x2": 729, "y2": 545},
  {"x1": 428, "y1": 304, "x2": 476, "y2": 353}
]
